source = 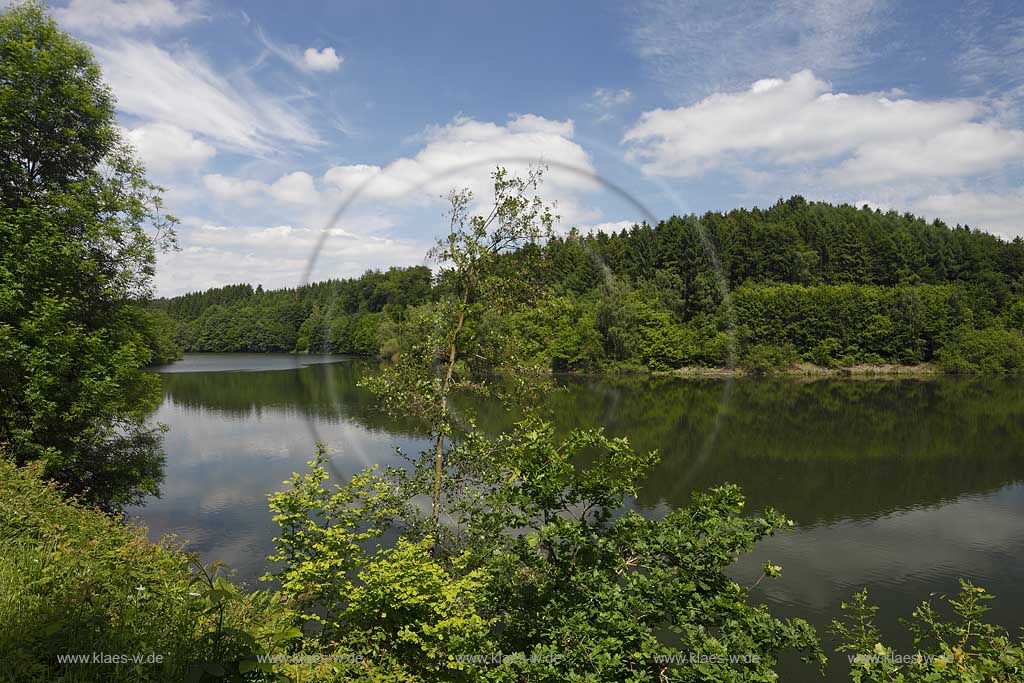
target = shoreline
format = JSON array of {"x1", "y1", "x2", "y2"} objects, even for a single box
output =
[
  {"x1": 657, "y1": 363, "x2": 942, "y2": 379},
  {"x1": 155, "y1": 353, "x2": 968, "y2": 380}
]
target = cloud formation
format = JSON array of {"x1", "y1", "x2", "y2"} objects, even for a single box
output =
[
  {"x1": 586, "y1": 88, "x2": 634, "y2": 121},
  {"x1": 253, "y1": 26, "x2": 344, "y2": 74},
  {"x1": 154, "y1": 223, "x2": 426, "y2": 295},
  {"x1": 913, "y1": 190, "x2": 1024, "y2": 239},
  {"x1": 303, "y1": 46, "x2": 343, "y2": 72},
  {"x1": 625, "y1": 0, "x2": 887, "y2": 100},
  {"x1": 122, "y1": 122, "x2": 216, "y2": 174},
  {"x1": 201, "y1": 114, "x2": 602, "y2": 223},
  {"x1": 322, "y1": 114, "x2": 598, "y2": 222},
  {"x1": 92, "y1": 40, "x2": 320, "y2": 154},
  {"x1": 54, "y1": 0, "x2": 201, "y2": 35},
  {"x1": 624, "y1": 70, "x2": 1024, "y2": 184}
]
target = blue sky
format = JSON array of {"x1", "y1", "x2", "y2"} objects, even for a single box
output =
[{"x1": 38, "y1": 0, "x2": 1024, "y2": 295}]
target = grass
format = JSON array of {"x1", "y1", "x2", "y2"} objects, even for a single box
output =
[{"x1": 0, "y1": 458, "x2": 293, "y2": 682}]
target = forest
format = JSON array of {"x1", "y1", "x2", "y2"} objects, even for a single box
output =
[
  {"x1": 153, "y1": 198, "x2": 1024, "y2": 374},
  {"x1": 3, "y1": 3, "x2": 1023, "y2": 682}
]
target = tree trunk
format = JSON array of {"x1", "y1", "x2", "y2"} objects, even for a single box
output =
[{"x1": 431, "y1": 282, "x2": 470, "y2": 528}]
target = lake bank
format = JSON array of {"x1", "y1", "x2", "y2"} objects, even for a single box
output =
[
  {"x1": 661, "y1": 362, "x2": 942, "y2": 379},
  {"x1": 151, "y1": 353, "x2": 953, "y2": 380},
  {"x1": 139, "y1": 354, "x2": 1024, "y2": 682}
]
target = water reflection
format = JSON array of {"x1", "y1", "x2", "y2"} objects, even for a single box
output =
[
  {"x1": 135, "y1": 355, "x2": 1024, "y2": 678},
  {"x1": 534, "y1": 376, "x2": 1024, "y2": 525}
]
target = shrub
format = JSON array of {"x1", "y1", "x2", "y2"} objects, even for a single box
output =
[
  {"x1": 740, "y1": 342, "x2": 799, "y2": 375},
  {"x1": 807, "y1": 337, "x2": 846, "y2": 367},
  {"x1": 832, "y1": 581, "x2": 1023, "y2": 682},
  {"x1": 936, "y1": 326, "x2": 1024, "y2": 374},
  {"x1": 267, "y1": 430, "x2": 826, "y2": 682},
  {"x1": 0, "y1": 459, "x2": 296, "y2": 682}
]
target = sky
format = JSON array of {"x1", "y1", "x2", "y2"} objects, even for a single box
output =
[{"x1": 36, "y1": 0, "x2": 1024, "y2": 296}]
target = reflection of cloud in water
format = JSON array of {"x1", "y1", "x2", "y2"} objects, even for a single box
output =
[
  {"x1": 155, "y1": 400, "x2": 420, "y2": 470},
  {"x1": 152, "y1": 353, "x2": 350, "y2": 374},
  {"x1": 735, "y1": 484, "x2": 1024, "y2": 619},
  {"x1": 132, "y1": 396, "x2": 428, "y2": 581},
  {"x1": 140, "y1": 359, "x2": 1024, "y2": 653}
]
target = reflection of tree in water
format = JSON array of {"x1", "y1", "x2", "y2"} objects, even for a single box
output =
[
  {"x1": 159, "y1": 361, "x2": 424, "y2": 435},
  {"x1": 557, "y1": 376, "x2": 1024, "y2": 528},
  {"x1": 478, "y1": 376, "x2": 1024, "y2": 526},
  {"x1": 162, "y1": 365, "x2": 1024, "y2": 527}
]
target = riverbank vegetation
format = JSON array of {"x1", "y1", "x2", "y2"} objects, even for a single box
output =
[
  {"x1": 0, "y1": 458, "x2": 300, "y2": 682},
  {"x1": 3, "y1": 4, "x2": 1023, "y2": 682},
  {"x1": 0, "y1": 2, "x2": 171, "y2": 506},
  {"x1": 153, "y1": 199, "x2": 1024, "y2": 375},
  {"x1": 4, "y1": 453, "x2": 1022, "y2": 681}
]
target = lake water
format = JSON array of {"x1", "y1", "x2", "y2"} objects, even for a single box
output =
[{"x1": 137, "y1": 353, "x2": 1024, "y2": 677}]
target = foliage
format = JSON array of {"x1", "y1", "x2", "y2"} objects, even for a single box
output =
[
  {"x1": 739, "y1": 342, "x2": 799, "y2": 375},
  {"x1": 362, "y1": 167, "x2": 556, "y2": 523},
  {"x1": 266, "y1": 433, "x2": 825, "y2": 682},
  {"x1": 138, "y1": 306, "x2": 187, "y2": 365},
  {"x1": 935, "y1": 326, "x2": 1024, "y2": 374},
  {"x1": 152, "y1": 267, "x2": 433, "y2": 355},
  {"x1": 0, "y1": 2, "x2": 176, "y2": 506},
  {"x1": 156, "y1": 196, "x2": 1024, "y2": 374},
  {"x1": 343, "y1": 538, "x2": 493, "y2": 680},
  {"x1": 264, "y1": 169, "x2": 825, "y2": 682},
  {"x1": 0, "y1": 458, "x2": 298, "y2": 683},
  {"x1": 832, "y1": 582, "x2": 1024, "y2": 682},
  {"x1": 505, "y1": 295, "x2": 604, "y2": 371}
]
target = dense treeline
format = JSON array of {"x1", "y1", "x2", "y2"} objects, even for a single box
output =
[
  {"x1": 151, "y1": 266, "x2": 433, "y2": 356},
  {"x1": 156, "y1": 197, "x2": 1024, "y2": 373}
]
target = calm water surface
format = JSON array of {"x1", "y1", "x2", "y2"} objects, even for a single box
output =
[{"x1": 137, "y1": 353, "x2": 1024, "y2": 678}]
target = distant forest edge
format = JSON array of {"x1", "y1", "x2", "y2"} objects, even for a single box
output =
[{"x1": 151, "y1": 196, "x2": 1024, "y2": 374}]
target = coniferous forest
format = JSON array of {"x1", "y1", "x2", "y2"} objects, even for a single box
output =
[{"x1": 154, "y1": 199, "x2": 1024, "y2": 374}]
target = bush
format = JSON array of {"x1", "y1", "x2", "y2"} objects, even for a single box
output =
[
  {"x1": 0, "y1": 459, "x2": 296, "y2": 682},
  {"x1": 807, "y1": 337, "x2": 847, "y2": 368},
  {"x1": 936, "y1": 326, "x2": 1024, "y2": 374},
  {"x1": 740, "y1": 342, "x2": 799, "y2": 375},
  {"x1": 832, "y1": 581, "x2": 1023, "y2": 682},
  {"x1": 267, "y1": 431, "x2": 826, "y2": 683}
]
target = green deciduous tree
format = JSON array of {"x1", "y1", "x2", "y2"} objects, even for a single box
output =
[
  {"x1": 265, "y1": 170, "x2": 825, "y2": 682},
  {"x1": 0, "y1": 2, "x2": 176, "y2": 506},
  {"x1": 362, "y1": 166, "x2": 556, "y2": 526}
]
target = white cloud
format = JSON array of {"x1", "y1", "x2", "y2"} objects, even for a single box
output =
[
  {"x1": 322, "y1": 164, "x2": 383, "y2": 192},
  {"x1": 624, "y1": 70, "x2": 1024, "y2": 184},
  {"x1": 254, "y1": 27, "x2": 344, "y2": 74},
  {"x1": 202, "y1": 171, "x2": 320, "y2": 207},
  {"x1": 303, "y1": 47, "x2": 343, "y2": 72},
  {"x1": 321, "y1": 163, "x2": 412, "y2": 202},
  {"x1": 912, "y1": 189, "x2": 1024, "y2": 239},
  {"x1": 268, "y1": 171, "x2": 319, "y2": 205},
  {"x1": 591, "y1": 88, "x2": 633, "y2": 109},
  {"x1": 577, "y1": 220, "x2": 638, "y2": 235},
  {"x1": 586, "y1": 88, "x2": 634, "y2": 121},
  {"x1": 835, "y1": 124, "x2": 1024, "y2": 185},
  {"x1": 122, "y1": 123, "x2": 215, "y2": 173},
  {"x1": 54, "y1": 0, "x2": 201, "y2": 35},
  {"x1": 955, "y1": 7, "x2": 1024, "y2": 90},
  {"x1": 322, "y1": 114, "x2": 598, "y2": 222},
  {"x1": 188, "y1": 112, "x2": 602, "y2": 278},
  {"x1": 92, "y1": 40, "x2": 320, "y2": 154},
  {"x1": 625, "y1": 0, "x2": 886, "y2": 100},
  {"x1": 169, "y1": 114, "x2": 609, "y2": 294},
  {"x1": 202, "y1": 174, "x2": 267, "y2": 205},
  {"x1": 154, "y1": 223, "x2": 426, "y2": 295}
]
